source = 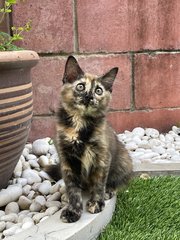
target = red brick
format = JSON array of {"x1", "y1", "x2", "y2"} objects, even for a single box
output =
[
  {"x1": 31, "y1": 57, "x2": 65, "y2": 115},
  {"x1": 77, "y1": 0, "x2": 180, "y2": 52},
  {"x1": 77, "y1": 55, "x2": 131, "y2": 110},
  {"x1": 107, "y1": 109, "x2": 180, "y2": 133},
  {"x1": 28, "y1": 116, "x2": 56, "y2": 142},
  {"x1": 32, "y1": 55, "x2": 131, "y2": 115},
  {"x1": 135, "y1": 53, "x2": 180, "y2": 109},
  {"x1": 13, "y1": 0, "x2": 73, "y2": 53}
]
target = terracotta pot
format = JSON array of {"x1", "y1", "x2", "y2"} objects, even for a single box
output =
[{"x1": 0, "y1": 50, "x2": 39, "y2": 189}]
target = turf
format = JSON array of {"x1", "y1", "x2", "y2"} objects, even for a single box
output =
[{"x1": 99, "y1": 176, "x2": 180, "y2": 240}]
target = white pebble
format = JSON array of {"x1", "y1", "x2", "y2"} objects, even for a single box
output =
[
  {"x1": 29, "y1": 201, "x2": 42, "y2": 212},
  {"x1": 152, "y1": 146, "x2": 166, "y2": 155},
  {"x1": 18, "y1": 196, "x2": 32, "y2": 210},
  {"x1": 0, "y1": 221, "x2": 6, "y2": 232},
  {"x1": 49, "y1": 145, "x2": 57, "y2": 155},
  {"x1": 159, "y1": 134, "x2": 166, "y2": 142},
  {"x1": 126, "y1": 142, "x2": 138, "y2": 150},
  {"x1": 25, "y1": 143, "x2": 33, "y2": 152},
  {"x1": 22, "y1": 185, "x2": 31, "y2": 195},
  {"x1": 32, "y1": 212, "x2": 47, "y2": 224},
  {"x1": 29, "y1": 159, "x2": 40, "y2": 169},
  {"x1": 47, "y1": 192, "x2": 61, "y2": 201},
  {"x1": 138, "y1": 140, "x2": 150, "y2": 149},
  {"x1": 40, "y1": 216, "x2": 49, "y2": 222},
  {"x1": 171, "y1": 155, "x2": 180, "y2": 161},
  {"x1": 38, "y1": 170, "x2": 51, "y2": 180},
  {"x1": 132, "y1": 127, "x2": 145, "y2": 138},
  {"x1": 27, "y1": 190, "x2": 36, "y2": 200},
  {"x1": 3, "y1": 225, "x2": 20, "y2": 237},
  {"x1": 26, "y1": 154, "x2": 37, "y2": 161},
  {"x1": 46, "y1": 201, "x2": 61, "y2": 209},
  {"x1": 1, "y1": 213, "x2": 18, "y2": 223},
  {"x1": 45, "y1": 206, "x2": 59, "y2": 216},
  {"x1": 38, "y1": 155, "x2": 49, "y2": 167},
  {"x1": 22, "y1": 221, "x2": 34, "y2": 230},
  {"x1": 17, "y1": 178, "x2": 28, "y2": 187},
  {"x1": 38, "y1": 180, "x2": 52, "y2": 195},
  {"x1": 0, "y1": 185, "x2": 22, "y2": 207},
  {"x1": 22, "y1": 148, "x2": 29, "y2": 158},
  {"x1": 0, "y1": 210, "x2": 5, "y2": 218},
  {"x1": 5, "y1": 202, "x2": 19, "y2": 214},
  {"x1": 50, "y1": 182, "x2": 60, "y2": 194},
  {"x1": 13, "y1": 160, "x2": 23, "y2": 178},
  {"x1": 22, "y1": 169, "x2": 42, "y2": 184},
  {"x1": 145, "y1": 128, "x2": 159, "y2": 138},
  {"x1": 35, "y1": 195, "x2": 46, "y2": 206},
  {"x1": 32, "y1": 139, "x2": 50, "y2": 156}
]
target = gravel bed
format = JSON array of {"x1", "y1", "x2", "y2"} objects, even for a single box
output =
[{"x1": 0, "y1": 126, "x2": 179, "y2": 238}]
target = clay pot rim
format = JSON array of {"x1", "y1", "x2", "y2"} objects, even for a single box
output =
[{"x1": 0, "y1": 50, "x2": 39, "y2": 69}]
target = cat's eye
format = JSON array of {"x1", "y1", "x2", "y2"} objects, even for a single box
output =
[
  {"x1": 95, "y1": 87, "x2": 103, "y2": 95},
  {"x1": 76, "y1": 83, "x2": 85, "y2": 91}
]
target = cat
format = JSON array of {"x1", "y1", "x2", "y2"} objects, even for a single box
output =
[{"x1": 46, "y1": 56, "x2": 133, "y2": 223}]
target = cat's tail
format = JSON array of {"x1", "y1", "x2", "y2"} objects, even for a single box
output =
[{"x1": 44, "y1": 163, "x2": 62, "y2": 182}]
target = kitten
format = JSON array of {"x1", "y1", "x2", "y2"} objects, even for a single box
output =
[{"x1": 46, "y1": 56, "x2": 133, "y2": 223}]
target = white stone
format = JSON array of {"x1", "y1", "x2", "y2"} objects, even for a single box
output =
[
  {"x1": 39, "y1": 170, "x2": 51, "y2": 180},
  {"x1": 149, "y1": 139, "x2": 161, "y2": 147},
  {"x1": 22, "y1": 161, "x2": 30, "y2": 170},
  {"x1": 17, "y1": 178, "x2": 28, "y2": 186},
  {"x1": 152, "y1": 146, "x2": 166, "y2": 155},
  {"x1": 45, "y1": 201, "x2": 61, "y2": 209},
  {"x1": 0, "y1": 210, "x2": 5, "y2": 218},
  {"x1": 13, "y1": 160, "x2": 23, "y2": 178},
  {"x1": 22, "y1": 148, "x2": 29, "y2": 158},
  {"x1": 25, "y1": 143, "x2": 33, "y2": 151},
  {"x1": 132, "y1": 136, "x2": 142, "y2": 145},
  {"x1": 3, "y1": 225, "x2": 20, "y2": 237},
  {"x1": 145, "y1": 128, "x2": 159, "y2": 138},
  {"x1": 22, "y1": 221, "x2": 34, "y2": 230},
  {"x1": 50, "y1": 182, "x2": 60, "y2": 194},
  {"x1": 5, "y1": 202, "x2": 20, "y2": 214},
  {"x1": 0, "y1": 185, "x2": 22, "y2": 207},
  {"x1": 26, "y1": 154, "x2": 37, "y2": 161},
  {"x1": 29, "y1": 201, "x2": 42, "y2": 212},
  {"x1": 165, "y1": 134, "x2": 174, "y2": 142},
  {"x1": 38, "y1": 155, "x2": 49, "y2": 167},
  {"x1": 32, "y1": 212, "x2": 47, "y2": 224},
  {"x1": 27, "y1": 190, "x2": 36, "y2": 200},
  {"x1": 38, "y1": 180, "x2": 52, "y2": 195},
  {"x1": 29, "y1": 159, "x2": 40, "y2": 169},
  {"x1": 138, "y1": 140, "x2": 150, "y2": 149},
  {"x1": 21, "y1": 216, "x2": 34, "y2": 224},
  {"x1": 132, "y1": 127, "x2": 145, "y2": 138},
  {"x1": 18, "y1": 196, "x2": 32, "y2": 210},
  {"x1": 139, "y1": 152, "x2": 159, "y2": 160},
  {"x1": 32, "y1": 139, "x2": 50, "y2": 156},
  {"x1": 45, "y1": 206, "x2": 59, "y2": 216},
  {"x1": 126, "y1": 142, "x2": 138, "y2": 150},
  {"x1": 0, "y1": 221, "x2": 6, "y2": 232},
  {"x1": 159, "y1": 134, "x2": 166, "y2": 142},
  {"x1": 130, "y1": 151, "x2": 144, "y2": 159},
  {"x1": 22, "y1": 184, "x2": 31, "y2": 195},
  {"x1": 1, "y1": 213, "x2": 18, "y2": 223},
  {"x1": 22, "y1": 169, "x2": 42, "y2": 184},
  {"x1": 47, "y1": 192, "x2": 61, "y2": 202},
  {"x1": 31, "y1": 182, "x2": 41, "y2": 191},
  {"x1": 49, "y1": 145, "x2": 57, "y2": 155},
  {"x1": 35, "y1": 195, "x2": 46, "y2": 206}
]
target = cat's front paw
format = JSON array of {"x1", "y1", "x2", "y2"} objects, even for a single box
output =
[
  {"x1": 60, "y1": 206, "x2": 82, "y2": 223},
  {"x1": 86, "y1": 200, "x2": 105, "y2": 214}
]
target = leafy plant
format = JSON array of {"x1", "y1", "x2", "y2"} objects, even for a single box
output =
[{"x1": 0, "y1": 0, "x2": 31, "y2": 51}]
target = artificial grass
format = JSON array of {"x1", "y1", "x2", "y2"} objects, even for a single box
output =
[{"x1": 99, "y1": 176, "x2": 180, "y2": 240}]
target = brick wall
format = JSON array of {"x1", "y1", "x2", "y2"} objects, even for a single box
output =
[{"x1": 11, "y1": 0, "x2": 180, "y2": 141}]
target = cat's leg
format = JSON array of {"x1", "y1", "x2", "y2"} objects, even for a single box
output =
[
  {"x1": 86, "y1": 167, "x2": 108, "y2": 214},
  {"x1": 60, "y1": 168, "x2": 83, "y2": 223}
]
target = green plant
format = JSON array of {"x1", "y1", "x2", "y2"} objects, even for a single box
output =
[{"x1": 0, "y1": 0, "x2": 31, "y2": 51}]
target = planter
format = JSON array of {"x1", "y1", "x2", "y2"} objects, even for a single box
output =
[{"x1": 0, "y1": 50, "x2": 39, "y2": 189}]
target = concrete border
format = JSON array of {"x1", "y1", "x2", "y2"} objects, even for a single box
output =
[{"x1": 6, "y1": 196, "x2": 116, "y2": 240}]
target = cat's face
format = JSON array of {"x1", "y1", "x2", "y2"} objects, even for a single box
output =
[{"x1": 61, "y1": 56, "x2": 118, "y2": 116}]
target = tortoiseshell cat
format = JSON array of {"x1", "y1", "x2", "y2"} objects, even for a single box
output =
[{"x1": 46, "y1": 56, "x2": 133, "y2": 223}]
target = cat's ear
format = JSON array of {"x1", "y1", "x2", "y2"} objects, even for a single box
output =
[
  {"x1": 62, "y1": 56, "x2": 84, "y2": 84},
  {"x1": 100, "y1": 67, "x2": 118, "y2": 92}
]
